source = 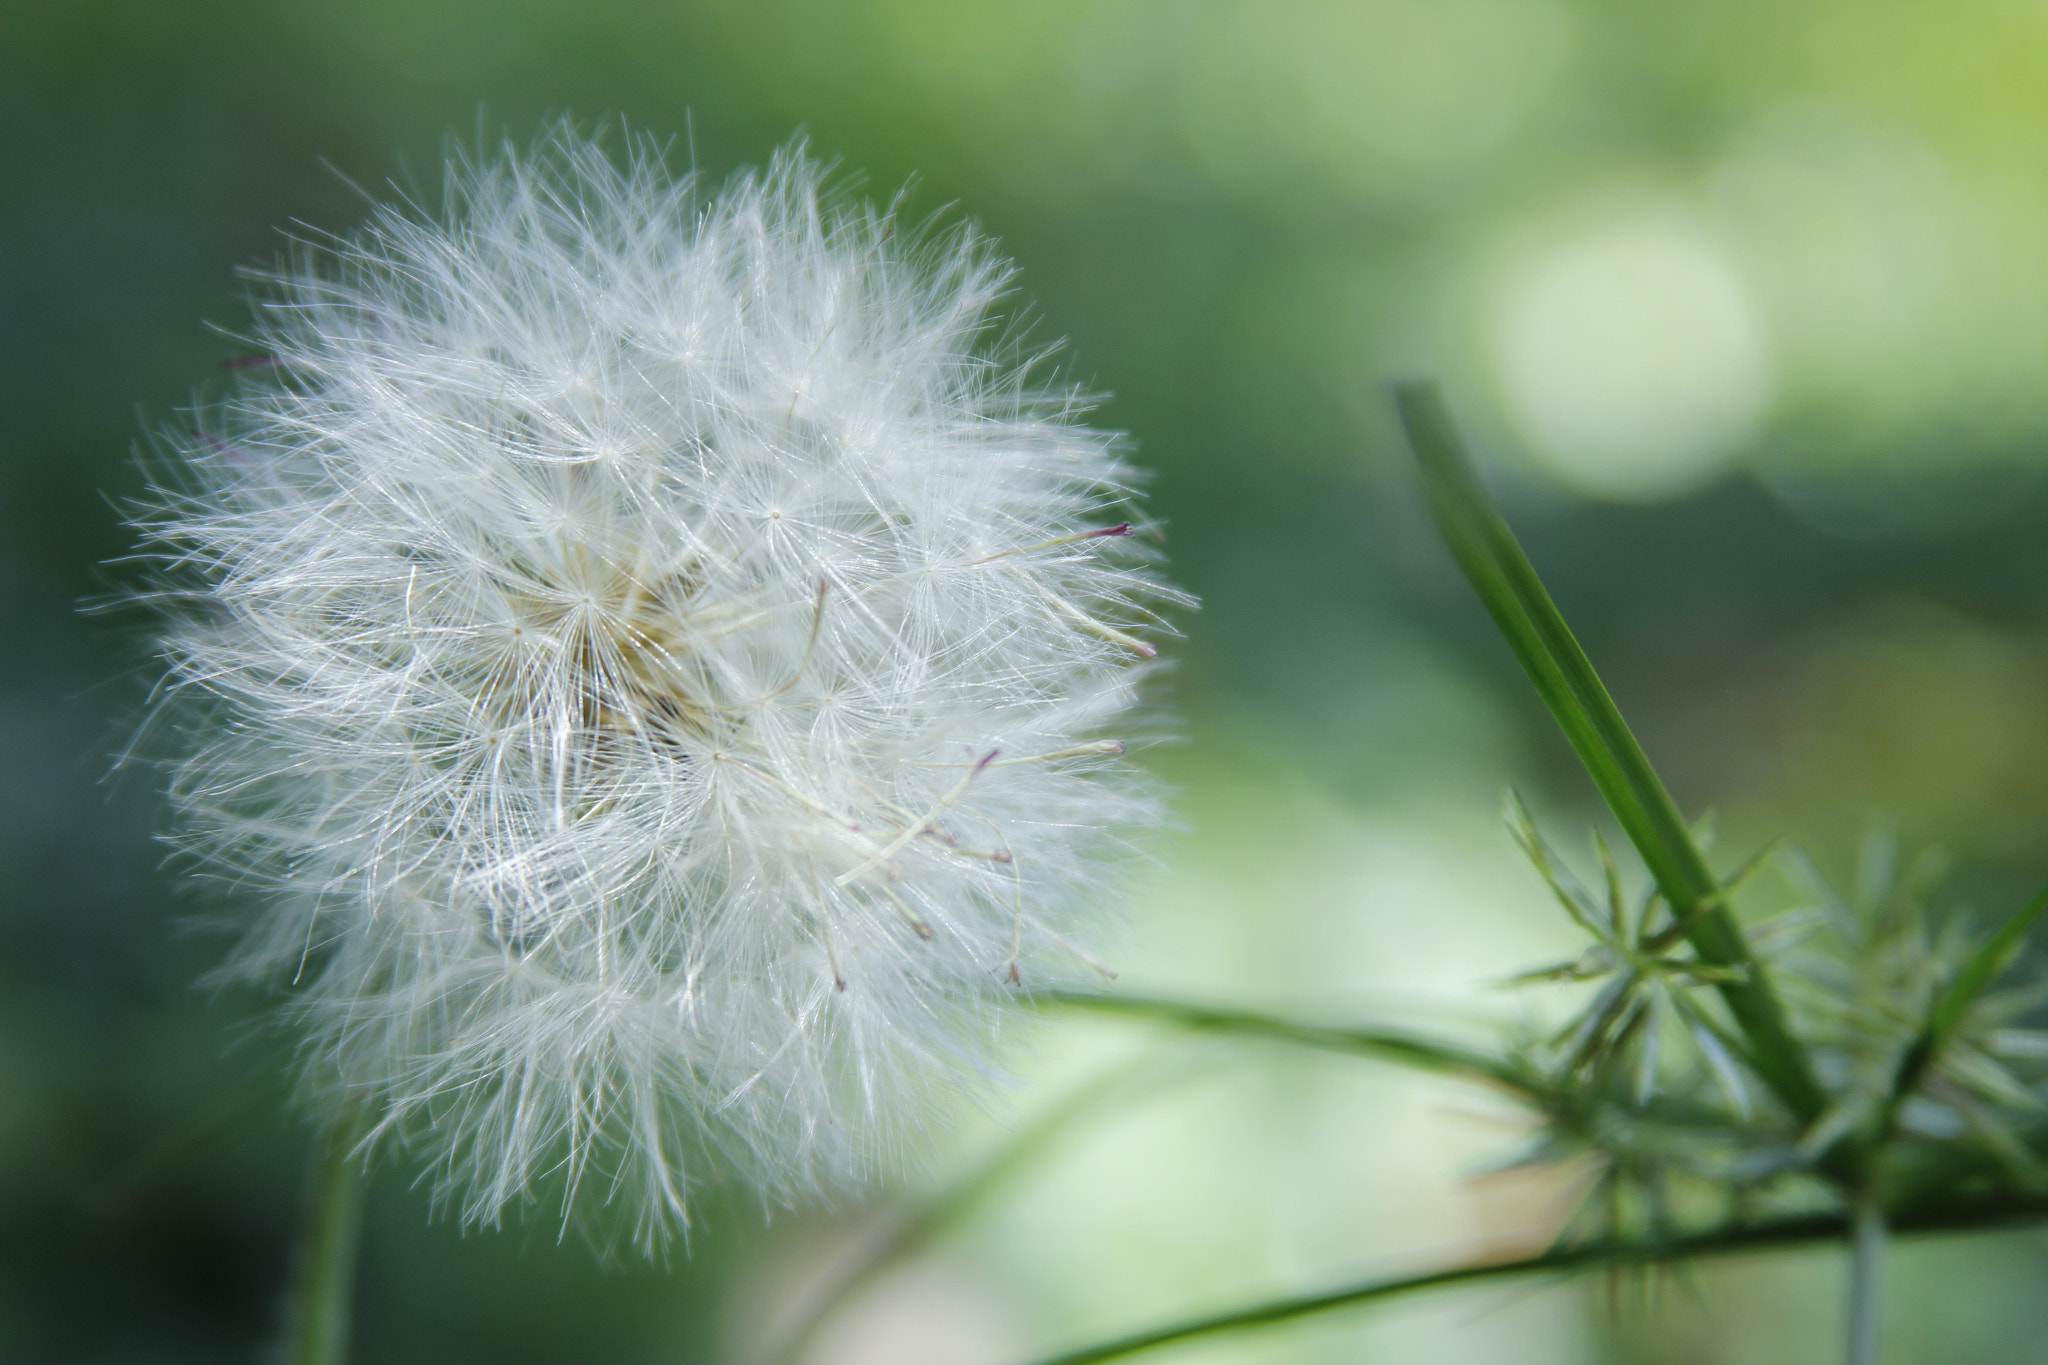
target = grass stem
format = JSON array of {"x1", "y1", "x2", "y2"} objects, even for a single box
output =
[{"x1": 1018, "y1": 1195, "x2": 2041, "y2": 1365}]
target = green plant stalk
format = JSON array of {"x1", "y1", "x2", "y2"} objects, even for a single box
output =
[
  {"x1": 1042, "y1": 992, "x2": 1528, "y2": 1093},
  {"x1": 1016, "y1": 1196, "x2": 2048, "y2": 1365},
  {"x1": 1846, "y1": 1194, "x2": 1886, "y2": 1365},
  {"x1": 1392, "y1": 381, "x2": 1825, "y2": 1124},
  {"x1": 283, "y1": 1105, "x2": 371, "y2": 1365}
]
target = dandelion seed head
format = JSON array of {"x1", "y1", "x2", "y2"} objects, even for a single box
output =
[{"x1": 132, "y1": 126, "x2": 1183, "y2": 1250}]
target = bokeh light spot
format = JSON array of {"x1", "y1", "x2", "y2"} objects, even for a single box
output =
[{"x1": 1489, "y1": 207, "x2": 1772, "y2": 500}]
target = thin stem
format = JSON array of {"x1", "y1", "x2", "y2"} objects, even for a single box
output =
[
  {"x1": 1016, "y1": 1197, "x2": 2048, "y2": 1365},
  {"x1": 283, "y1": 1104, "x2": 371, "y2": 1365},
  {"x1": 1392, "y1": 380, "x2": 1825, "y2": 1124},
  {"x1": 1846, "y1": 1195, "x2": 1886, "y2": 1365},
  {"x1": 1040, "y1": 991, "x2": 1529, "y2": 1093}
]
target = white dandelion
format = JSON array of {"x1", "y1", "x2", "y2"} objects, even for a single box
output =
[{"x1": 134, "y1": 128, "x2": 1182, "y2": 1249}]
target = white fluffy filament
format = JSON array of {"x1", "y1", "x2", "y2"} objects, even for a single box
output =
[{"x1": 134, "y1": 127, "x2": 1183, "y2": 1252}]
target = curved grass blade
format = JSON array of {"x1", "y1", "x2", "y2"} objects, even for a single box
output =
[{"x1": 1391, "y1": 381, "x2": 1824, "y2": 1123}]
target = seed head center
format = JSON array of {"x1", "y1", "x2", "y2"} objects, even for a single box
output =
[{"x1": 499, "y1": 554, "x2": 719, "y2": 752}]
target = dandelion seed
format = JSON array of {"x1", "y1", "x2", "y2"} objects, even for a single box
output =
[{"x1": 130, "y1": 125, "x2": 1184, "y2": 1251}]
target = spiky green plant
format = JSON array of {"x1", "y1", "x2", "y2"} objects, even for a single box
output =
[{"x1": 784, "y1": 382, "x2": 2048, "y2": 1365}]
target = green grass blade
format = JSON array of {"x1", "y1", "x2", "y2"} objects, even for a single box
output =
[{"x1": 1391, "y1": 381, "x2": 1824, "y2": 1122}]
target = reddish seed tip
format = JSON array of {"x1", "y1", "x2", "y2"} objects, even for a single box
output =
[
  {"x1": 990, "y1": 850, "x2": 1013, "y2": 863},
  {"x1": 1089, "y1": 522, "x2": 1132, "y2": 538},
  {"x1": 913, "y1": 921, "x2": 934, "y2": 940},
  {"x1": 1105, "y1": 741, "x2": 1126, "y2": 754}
]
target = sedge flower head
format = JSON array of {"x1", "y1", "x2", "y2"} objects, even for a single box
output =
[{"x1": 133, "y1": 128, "x2": 1181, "y2": 1249}]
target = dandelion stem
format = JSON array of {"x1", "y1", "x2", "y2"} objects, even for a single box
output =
[
  {"x1": 283, "y1": 1104, "x2": 371, "y2": 1365},
  {"x1": 1846, "y1": 1194, "x2": 1886, "y2": 1365}
]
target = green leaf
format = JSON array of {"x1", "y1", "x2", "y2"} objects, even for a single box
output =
[{"x1": 1392, "y1": 380, "x2": 1825, "y2": 1124}]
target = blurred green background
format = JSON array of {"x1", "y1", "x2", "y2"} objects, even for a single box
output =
[{"x1": 12, "y1": 1, "x2": 2048, "y2": 1361}]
